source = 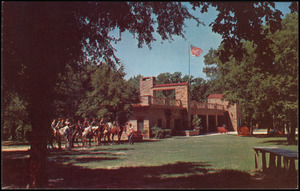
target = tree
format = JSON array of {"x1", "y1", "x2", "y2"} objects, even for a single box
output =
[
  {"x1": 203, "y1": 13, "x2": 298, "y2": 141},
  {"x1": 53, "y1": 63, "x2": 86, "y2": 120},
  {"x1": 2, "y1": 2, "x2": 286, "y2": 187},
  {"x1": 191, "y1": 2, "x2": 283, "y2": 65},
  {"x1": 77, "y1": 63, "x2": 139, "y2": 124},
  {"x1": 127, "y1": 74, "x2": 143, "y2": 94},
  {"x1": 2, "y1": 92, "x2": 29, "y2": 141},
  {"x1": 190, "y1": 77, "x2": 210, "y2": 102}
]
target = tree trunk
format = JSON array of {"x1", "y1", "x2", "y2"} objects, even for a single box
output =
[
  {"x1": 29, "y1": 131, "x2": 48, "y2": 188},
  {"x1": 249, "y1": 120, "x2": 253, "y2": 136},
  {"x1": 27, "y1": 84, "x2": 53, "y2": 188},
  {"x1": 288, "y1": 113, "x2": 297, "y2": 144}
]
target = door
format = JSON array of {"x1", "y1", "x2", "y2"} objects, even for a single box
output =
[{"x1": 137, "y1": 120, "x2": 144, "y2": 132}]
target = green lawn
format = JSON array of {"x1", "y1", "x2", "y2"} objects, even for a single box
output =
[
  {"x1": 2, "y1": 134, "x2": 298, "y2": 188},
  {"x1": 58, "y1": 134, "x2": 298, "y2": 172}
]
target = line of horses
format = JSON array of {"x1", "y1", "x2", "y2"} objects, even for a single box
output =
[{"x1": 48, "y1": 122, "x2": 126, "y2": 150}]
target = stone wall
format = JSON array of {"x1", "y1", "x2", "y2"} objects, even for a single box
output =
[
  {"x1": 175, "y1": 86, "x2": 188, "y2": 108},
  {"x1": 207, "y1": 97, "x2": 243, "y2": 131},
  {"x1": 129, "y1": 106, "x2": 184, "y2": 138}
]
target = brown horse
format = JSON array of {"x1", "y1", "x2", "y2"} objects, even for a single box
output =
[
  {"x1": 96, "y1": 123, "x2": 106, "y2": 145},
  {"x1": 110, "y1": 123, "x2": 126, "y2": 144},
  {"x1": 71, "y1": 124, "x2": 83, "y2": 147},
  {"x1": 102, "y1": 122, "x2": 126, "y2": 144}
]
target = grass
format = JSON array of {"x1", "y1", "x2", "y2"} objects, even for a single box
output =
[{"x1": 2, "y1": 133, "x2": 298, "y2": 189}]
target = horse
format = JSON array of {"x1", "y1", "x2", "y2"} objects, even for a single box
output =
[
  {"x1": 73, "y1": 126, "x2": 99, "y2": 147},
  {"x1": 102, "y1": 122, "x2": 113, "y2": 144},
  {"x1": 53, "y1": 126, "x2": 71, "y2": 149},
  {"x1": 95, "y1": 123, "x2": 106, "y2": 145},
  {"x1": 102, "y1": 122, "x2": 125, "y2": 144},
  {"x1": 110, "y1": 123, "x2": 126, "y2": 144},
  {"x1": 47, "y1": 127, "x2": 57, "y2": 150},
  {"x1": 71, "y1": 124, "x2": 84, "y2": 148}
]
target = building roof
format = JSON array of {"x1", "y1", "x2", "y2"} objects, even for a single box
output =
[
  {"x1": 207, "y1": 94, "x2": 223, "y2": 99},
  {"x1": 152, "y1": 82, "x2": 188, "y2": 88}
]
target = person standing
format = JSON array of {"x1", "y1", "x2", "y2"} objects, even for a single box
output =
[
  {"x1": 128, "y1": 123, "x2": 134, "y2": 145},
  {"x1": 65, "y1": 122, "x2": 72, "y2": 150}
]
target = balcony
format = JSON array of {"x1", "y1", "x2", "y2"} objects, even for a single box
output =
[
  {"x1": 138, "y1": 96, "x2": 224, "y2": 110},
  {"x1": 191, "y1": 101, "x2": 224, "y2": 110},
  {"x1": 139, "y1": 96, "x2": 183, "y2": 107}
]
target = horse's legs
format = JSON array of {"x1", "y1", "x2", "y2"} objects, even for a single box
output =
[
  {"x1": 57, "y1": 136, "x2": 62, "y2": 149},
  {"x1": 98, "y1": 133, "x2": 102, "y2": 145},
  {"x1": 108, "y1": 133, "x2": 112, "y2": 144},
  {"x1": 105, "y1": 133, "x2": 110, "y2": 144},
  {"x1": 82, "y1": 137, "x2": 86, "y2": 147},
  {"x1": 111, "y1": 134, "x2": 115, "y2": 144},
  {"x1": 87, "y1": 135, "x2": 92, "y2": 147},
  {"x1": 118, "y1": 133, "x2": 121, "y2": 145}
]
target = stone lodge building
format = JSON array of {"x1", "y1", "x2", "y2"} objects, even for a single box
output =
[{"x1": 126, "y1": 76, "x2": 244, "y2": 138}]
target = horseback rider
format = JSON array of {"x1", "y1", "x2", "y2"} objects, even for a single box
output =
[
  {"x1": 90, "y1": 118, "x2": 97, "y2": 126},
  {"x1": 77, "y1": 120, "x2": 84, "y2": 135},
  {"x1": 90, "y1": 118, "x2": 97, "y2": 134},
  {"x1": 83, "y1": 118, "x2": 90, "y2": 129},
  {"x1": 55, "y1": 118, "x2": 64, "y2": 149},
  {"x1": 48, "y1": 119, "x2": 56, "y2": 149},
  {"x1": 65, "y1": 118, "x2": 71, "y2": 127}
]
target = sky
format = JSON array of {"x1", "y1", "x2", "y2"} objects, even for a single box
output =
[{"x1": 110, "y1": 2, "x2": 293, "y2": 80}]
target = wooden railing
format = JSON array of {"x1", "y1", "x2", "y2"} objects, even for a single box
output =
[
  {"x1": 139, "y1": 96, "x2": 224, "y2": 110},
  {"x1": 139, "y1": 96, "x2": 182, "y2": 107},
  {"x1": 191, "y1": 101, "x2": 224, "y2": 110}
]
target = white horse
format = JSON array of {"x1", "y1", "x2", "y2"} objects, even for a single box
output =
[
  {"x1": 52, "y1": 126, "x2": 71, "y2": 149},
  {"x1": 73, "y1": 126, "x2": 99, "y2": 147}
]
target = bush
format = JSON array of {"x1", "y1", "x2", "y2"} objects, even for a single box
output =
[
  {"x1": 151, "y1": 126, "x2": 172, "y2": 139},
  {"x1": 192, "y1": 115, "x2": 201, "y2": 129}
]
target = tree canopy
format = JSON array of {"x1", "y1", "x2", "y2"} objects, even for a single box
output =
[
  {"x1": 77, "y1": 63, "x2": 139, "y2": 125},
  {"x1": 203, "y1": 12, "x2": 298, "y2": 141}
]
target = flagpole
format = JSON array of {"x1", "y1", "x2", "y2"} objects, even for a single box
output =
[{"x1": 188, "y1": 41, "x2": 191, "y2": 130}]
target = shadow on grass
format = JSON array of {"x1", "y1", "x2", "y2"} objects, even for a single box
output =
[
  {"x1": 2, "y1": 141, "x2": 30, "y2": 146},
  {"x1": 2, "y1": 150, "x2": 298, "y2": 189},
  {"x1": 229, "y1": 134, "x2": 298, "y2": 146},
  {"x1": 259, "y1": 139, "x2": 298, "y2": 146},
  {"x1": 250, "y1": 134, "x2": 298, "y2": 146}
]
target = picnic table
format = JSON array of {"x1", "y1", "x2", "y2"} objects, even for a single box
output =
[{"x1": 252, "y1": 146, "x2": 298, "y2": 176}]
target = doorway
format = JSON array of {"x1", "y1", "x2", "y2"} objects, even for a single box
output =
[{"x1": 137, "y1": 120, "x2": 144, "y2": 132}]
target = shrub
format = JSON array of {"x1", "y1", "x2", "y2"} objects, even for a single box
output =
[{"x1": 192, "y1": 115, "x2": 201, "y2": 129}]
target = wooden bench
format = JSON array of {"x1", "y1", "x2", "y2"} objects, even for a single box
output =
[{"x1": 252, "y1": 146, "x2": 298, "y2": 176}]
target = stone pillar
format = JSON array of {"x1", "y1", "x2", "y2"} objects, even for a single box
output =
[
  {"x1": 139, "y1": 77, "x2": 156, "y2": 97},
  {"x1": 131, "y1": 120, "x2": 138, "y2": 131},
  {"x1": 144, "y1": 120, "x2": 150, "y2": 139}
]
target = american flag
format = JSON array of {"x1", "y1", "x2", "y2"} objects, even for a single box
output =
[{"x1": 190, "y1": 45, "x2": 203, "y2": 57}]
